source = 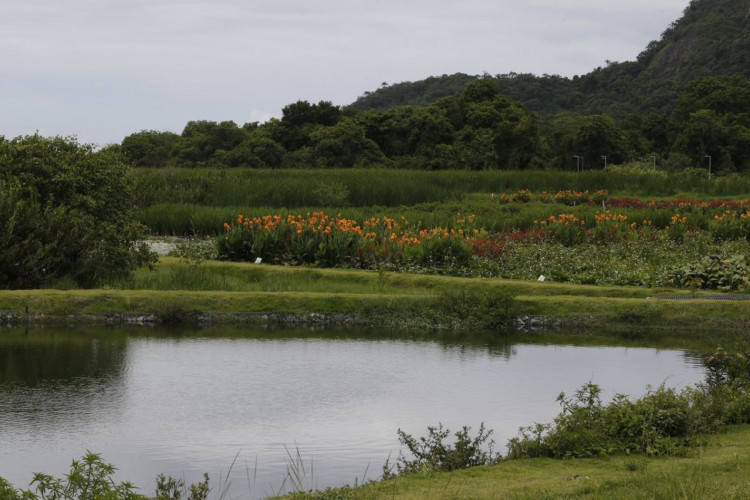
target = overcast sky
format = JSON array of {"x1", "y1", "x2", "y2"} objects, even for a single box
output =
[{"x1": 0, "y1": 0, "x2": 689, "y2": 145}]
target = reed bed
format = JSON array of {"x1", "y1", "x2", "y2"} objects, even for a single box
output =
[{"x1": 132, "y1": 168, "x2": 750, "y2": 210}]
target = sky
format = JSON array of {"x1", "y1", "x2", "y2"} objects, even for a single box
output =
[{"x1": 0, "y1": 0, "x2": 690, "y2": 146}]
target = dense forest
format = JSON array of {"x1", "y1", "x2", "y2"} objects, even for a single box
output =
[{"x1": 110, "y1": 0, "x2": 750, "y2": 175}]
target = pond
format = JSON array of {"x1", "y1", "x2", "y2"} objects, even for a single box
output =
[{"x1": 0, "y1": 327, "x2": 705, "y2": 498}]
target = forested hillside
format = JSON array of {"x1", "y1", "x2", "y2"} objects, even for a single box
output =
[
  {"x1": 110, "y1": 0, "x2": 750, "y2": 174},
  {"x1": 350, "y1": 0, "x2": 750, "y2": 117}
]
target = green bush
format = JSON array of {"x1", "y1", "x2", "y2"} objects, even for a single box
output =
[
  {"x1": 507, "y1": 345, "x2": 750, "y2": 462},
  {"x1": 0, "y1": 135, "x2": 155, "y2": 288},
  {"x1": 0, "y1": 452, "x2": 145, "y2": 499},
  {"x1": 506, "y1": 382, "x2": 704, "y2": 459},
  {"x1": 154, "y1": 473, "x2": 210, "y2": 500},
  {"x1": 383, "y1": 423, "x2": 497, "y2": 477},
  {"x1": 664, "y1": 254, "x2": 750, "y2": 291},
  {"x1": 435, "y1": 286, "x2": 515, "y2": 329},
  {"x1": 0, "y1": 452, "x2": 211, "y2": 500}
]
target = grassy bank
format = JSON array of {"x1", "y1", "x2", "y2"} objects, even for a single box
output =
[
  {"x1": 1, "y1": 259, "x2": 748, "y2": 330},
  {"x1": 274, "y1": 425, "x2": 750, "y2": 500}
]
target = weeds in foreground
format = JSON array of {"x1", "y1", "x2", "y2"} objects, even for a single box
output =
[
  {"x1": 382, "y1": 423, "x2": 498, "y2": 478},
  {"x1": 277, "y1": 445, "x2": 316, "y2": 496},
  {"x1": 155, "y1": 472, "x2": 210, "y2": 500},
  {"x1": 0, "y1": 452, "x2": 145, "y2": 499}
]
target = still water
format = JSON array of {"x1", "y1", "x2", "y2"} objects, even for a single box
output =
[{"x1": 0, "y1": 327, "x2": 705, "y2": 498}]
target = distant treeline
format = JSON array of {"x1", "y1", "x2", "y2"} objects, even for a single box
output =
[{"x1": 112, "y1": 75, "x2": 750, "y2": 175}]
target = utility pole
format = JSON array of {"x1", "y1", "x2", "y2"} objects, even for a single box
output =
[
  {"x1": 601, "y1": 155, "x2": 607, "y2": 168},
  {"x1": 705, "y1": 155, "x2": 712, "y2": 180},
  {"x1": 651, "y1": 155, "x2": 656, "y2": 170}
]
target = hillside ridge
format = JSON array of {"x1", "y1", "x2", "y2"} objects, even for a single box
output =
[{"x1": 349, "y1": 0, "x2": 750, "y2": 116}]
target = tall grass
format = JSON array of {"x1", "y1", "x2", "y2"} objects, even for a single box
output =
[
  {"x1": 133, "y1": 168, "x2": 750, "y2": 209},
  {"x1": 139, "y1": 200, "x2": 503, "y2": 235},
  {"x1": 138, "y1": 200, "x2": 725, "y2": 236}
]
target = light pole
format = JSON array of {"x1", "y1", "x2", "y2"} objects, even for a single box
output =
[
  {"x1": 705, "y1": 155, "x2": 712, "y2": 180},
  {"x1": 650, "y1": 155, "x2": 657, "y2": 170},
  {"x1": 573, "y1": 155, "x2": 581, "y2": 172},
  {"x1": 601, "y1": 155, "x2": 607, "y2": 168}
]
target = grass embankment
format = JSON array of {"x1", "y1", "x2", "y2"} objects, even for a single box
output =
[
  {"x1": 276, "y1": 425, "x2": 750, "y2": 500},
  {"x1": 1, "y1": 258, "x2": 747, "y2": 329}
]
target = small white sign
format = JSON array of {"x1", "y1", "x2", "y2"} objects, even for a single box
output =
[
  {"x1": 537, "y1": 275, "x2": 545, "y2": 282},
  {"x1": 254, "y1": 257, "x2": 262, "y2": 264}
]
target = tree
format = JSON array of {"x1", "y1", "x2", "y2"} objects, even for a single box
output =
[
  {"x1": 174, "y1": 120, "x2": 246, "y2": 165},
  {"x1": 670, "y1": 75, "x2": 750, "y2": 172},
  {"x1": 451, "y1": 91, "x2": 540, "y2": 169},
  {"x1": 276, "y1": 100, "x2": 343, "y2": 151},
  {"x1": 0, "y1": 135, "x2": 155, "y2": 288},
  {"x1": 224, "y1": 132, "x2": 285, "y2": 168},
  {"x1": 548, "y1": 115, "x2": 629, "y2": 169},
  {"x1": 121, "y1": 130, "x2": 180, "y2": 167},
  {"x1": 674, "y1": 75, "x2": 750, "y2": 122},
  {"x1": 309, "y1": 118, "x2": 386, "y2": 168}
]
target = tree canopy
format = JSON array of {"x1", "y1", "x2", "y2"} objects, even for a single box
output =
[{"x1": 0, "y1": 135, "x2": 154, "y2": 289}]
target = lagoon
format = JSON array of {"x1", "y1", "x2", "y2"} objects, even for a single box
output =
[{"x1": 0, "y1": 327, "x2": 705, "y2": 498}]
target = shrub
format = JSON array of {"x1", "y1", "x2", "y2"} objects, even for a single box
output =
[
  {"x1": 0, "y1": 452, "x2": 146, "y2": 499},
  {"x1": 383, "y1": 423, "x2": 497, "y2": 477},
  {"x1": 0, "y1": 135, "x2": 155, "y2": 288},
  {"x1": 507, "y1": 382, "x2": 706, "y2": 459},
  {"x1": 434, "y1": 286, "x2": 516, "y2": 329},
  {"x1": 154, "y1": 473, "x2": 210, "y2": 500},
  {"x1": 703, "y1": 347, "x2": 750, "y2": 389},
  {"x1": 664, "y1": 254, "x2": 750, "y2": 291}
]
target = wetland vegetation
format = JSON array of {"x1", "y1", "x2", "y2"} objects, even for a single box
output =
[{"x1": 3, "y1": 1, "x2": 750, "y2": 497}]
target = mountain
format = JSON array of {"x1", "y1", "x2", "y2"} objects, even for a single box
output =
[{"x1": 349, "y1": 0, "x2": 750, "y2": 117}]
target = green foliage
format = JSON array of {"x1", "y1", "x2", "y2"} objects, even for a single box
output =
[
  {"x1": 168, "y1": 239, "x2": 216, "y2": 265},
  {"x1": 0, "y1": 451, "x2": 147, "y2": 499},
  {"x1": 508, "y1": 344, "x2": 750, "y2": 462},
  {"x1": 121, "y1": 130, "x2": 181, "y2": 168},
  {"x1": 508, "y1": 382, "x2": 704, "y2": 460},
  {"x1": 0, "y1": 453, "x2": 212, "y2": 500},
  {"x1": 435, "y1": 286, "x2": 516, "y2": 329},
  {"x1": 703, "y1": 347, "x2": 750, "y2": 389},
  {"x1": 0, "y1": 135, "x2": 156, "y2": 288},
  {"x1": 174, "y1": 120, "x2": 247, "y2": 166},
  {"x1": 664, "y1": 254, "x2": 750, "y2": 291},
  {"x1": 383, "y1": 423, "x2": 497, "y2": 477},
  {"x1": 154, "y1": 473, "x2": 210, "y2": 500},
  {"x1": 151, "y1": 298, "x2": 198, "y2": 325},
  {"x1": 312, "y1": 181, "x2": 350, "y2": 207},
  {"x1": 308, "y1": 118, "x2": 386, "y2": 168},
  {"x1": 351, "y1": 1, "x2": 750, "y2": 121}
]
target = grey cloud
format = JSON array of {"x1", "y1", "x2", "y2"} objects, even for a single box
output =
[{"x1": 0, "y1": 0, "x2": 689, "y2": 144}]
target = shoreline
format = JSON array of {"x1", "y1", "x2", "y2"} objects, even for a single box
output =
[{"x1": 1, "y1": 307, "x2": 748, "y2": 334}]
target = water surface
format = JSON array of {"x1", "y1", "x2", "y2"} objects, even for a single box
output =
[{"x1": 0, "y1": 327, "x2": 705, "y2": 498}]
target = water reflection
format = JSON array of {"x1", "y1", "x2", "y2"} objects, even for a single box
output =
[
  {"x1": 0, "y1": 328, "x2": 129, "y2": 384},
  {"x1": 0, "y1": 326, "x2": 708, "y2": 498}
]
